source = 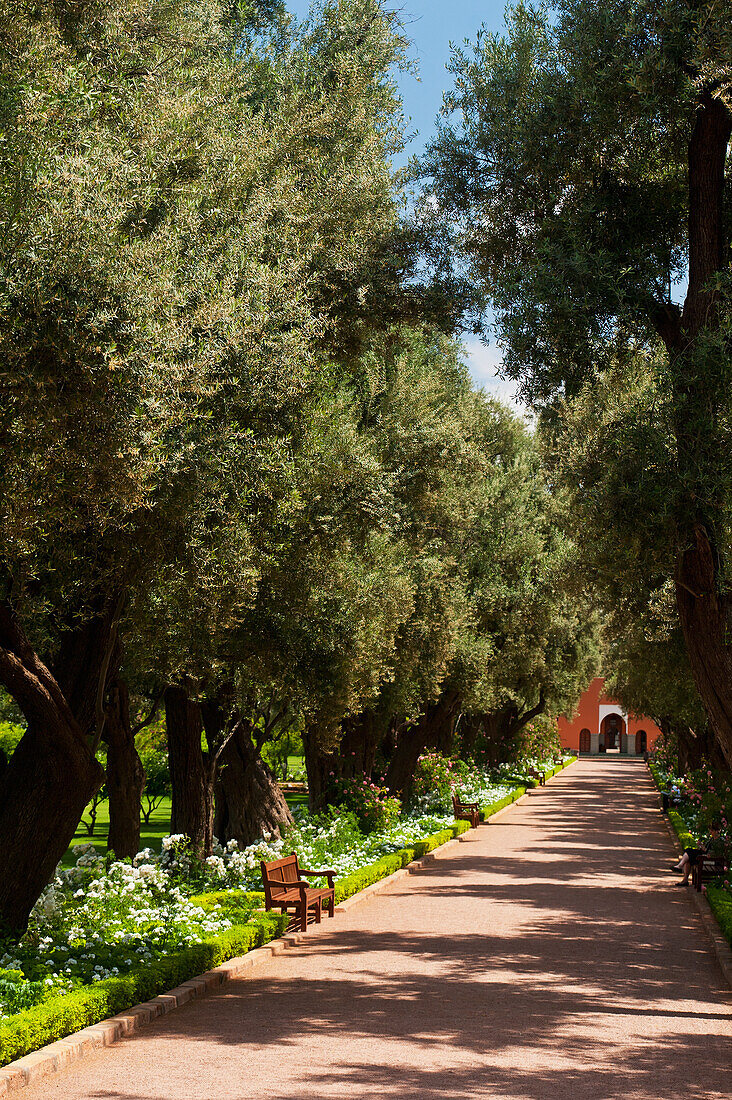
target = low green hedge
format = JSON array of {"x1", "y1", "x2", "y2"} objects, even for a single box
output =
[
  {"x1": 333, "y1": 821, "x2": 471, "y2": 905},
  {"x1": 0, "y1": 909, "x2": 287, "y2": 1067},
  {"x1": 667, "y1": 809, "x2": 695, "y2": 850},
  {"x1": 707, "y1": 886, "x2": 732, "y2": 944},
  {"x1": 480, "y1": 787, "x2": 525, "y2": 815}
]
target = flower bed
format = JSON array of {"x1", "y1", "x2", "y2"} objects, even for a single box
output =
[{"x1": 0, "y1": 804, "x2": 494, "y2": 1065}]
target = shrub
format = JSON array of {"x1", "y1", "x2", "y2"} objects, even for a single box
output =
[
  {"x1": 707, "y1": 886, "x2": 732, "y2": 947},
  {"x1": 513, "y1": 714, "x2": 562, "y2": 765},
  {"x1": 0, "y1": 721, "x2": 24, "y2": 761},
  {"x1": 0, "y1": 911, "x2": 287, "y2": 1066},
  {"x1": 326, "y1": 776, "x2": 401, "y2": 834},
  {"x1": 683, "y1": 765, "x2": 732, "y2": 835},
  {"x1": 410, "y1": 752, "x2": 470, "y2": 812}
]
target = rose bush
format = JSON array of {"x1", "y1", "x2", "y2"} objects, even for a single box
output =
[{"x1": 326, "y1": 776, "x2": 401, "y2": 833}]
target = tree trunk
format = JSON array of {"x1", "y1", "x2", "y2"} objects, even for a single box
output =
[
  {"x1": 304, "y1": 726, "x2": 332, "y2": 813},
  {"x1": 165, "y1": 686, "x2": 215, "y2": 856},
  {"x1": 675, "y1": 526, "x2": 732, "y2": 769},
  {"x1": 214, "y1": 723, "x2": 292, "y2": 847},
  {"x1": 304, "y1": 710, "x2": 387, "y2": 812},
  {"x1": 385, "y1": 690, "x2": 461, "y2": 798},
  {"x1": 662, "y1": 93, "x2": 732, "y2": 769},
  {"x1": 0, "y1": 604, "x2": 105, "y2": 933},
  {"x1": 475, "y1": 708, "x2": 516, "y2": 766},
  {"x1": 105, "y1": 679, "x2": 145, "y2": 859}
]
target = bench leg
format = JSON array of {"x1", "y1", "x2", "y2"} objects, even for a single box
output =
[{"x1": 314, "y1": 897, "x2": 322, "y2": 924}]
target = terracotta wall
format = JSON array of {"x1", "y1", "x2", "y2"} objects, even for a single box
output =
[{"x1": 557, "y1": 677, "x2": 663, "y2": 752}]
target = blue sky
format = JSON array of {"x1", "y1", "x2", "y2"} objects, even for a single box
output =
[{"x1": 286, "y1": 1, "x2": 520, "y2": 405}]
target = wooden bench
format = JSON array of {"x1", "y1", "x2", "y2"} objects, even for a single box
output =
[
  {"x1": 260, "y1": 853, "x2": 336, "y2": 931},
  {"x1": 692, "y1": 851, "x2": 730, "y2": 892},
  {"x1": 527, "y1": 767, "x2": 546, "y2": 787},
  {"x1": 452, "y1": 795, "x2": 480, "y2": 829}
]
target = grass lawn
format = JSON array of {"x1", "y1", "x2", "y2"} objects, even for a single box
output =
[
  {"x1": 63, "y1": 757, "x2": 310, "y2": 865},
  {"x1": 63, "y1": 798, "x2": 173, "y2": 866}
]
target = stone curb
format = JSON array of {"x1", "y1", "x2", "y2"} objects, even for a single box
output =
[
  {"x1": 0, "y1": 816, "x2": 498, "y2": 1095},
  {"x1": 656, "y1": 797, "x2": 732, "y2": 991}
]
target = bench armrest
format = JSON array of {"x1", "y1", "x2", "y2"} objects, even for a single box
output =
[{"x1": 300, "y1": 868, "x2": 336, "y2": 885}]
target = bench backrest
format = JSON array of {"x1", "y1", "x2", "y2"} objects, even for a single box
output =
[
  {"x1": 452, "y1": 795, "x2": 471, "y2": 814},
  {"x1": 261, "y1": 853, "x2": 301, "y2": 906}
]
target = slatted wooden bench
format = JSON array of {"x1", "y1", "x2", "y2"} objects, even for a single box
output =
[
  {"x1": 527, "y1": 767, "x2": 546, "y2": 787},
  {"x1": 260, "y1": 853, "x2": 336, "y2": 931},
  {"x1": 452, "y1": 795, "x2": 480, "y2": 829},
  {"x1": 692, "y1": 851, "x2": 730, "y2": 892}
]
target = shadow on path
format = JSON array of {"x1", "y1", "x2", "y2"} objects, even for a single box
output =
[{"x1": 23, "y1": 759, "x2": 732, "y2": 1100}]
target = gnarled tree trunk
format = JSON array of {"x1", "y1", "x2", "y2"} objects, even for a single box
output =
[
  {"x1": 214, "y1": 723, "x2": 292, "y2": 847},
  {"x1": 304, "y1": 710, "x2": 387, "y2": 812},
  {"x1": 385, "y1": 690, "x2": 461, "y2": 798},
  {"x1": 0, "y1": 604, "x2": 107, "y2": 933},
  {"x1": 105, "y1": 679, "x2": 145, "y2": 859},
  {"x1": 165, "y1": 686, "x2": 215, "y2": 856}
]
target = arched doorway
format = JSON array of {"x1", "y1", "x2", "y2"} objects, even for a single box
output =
[
  {"x1": 636, "y1": 729, "x2": 647, "y2": 755},
  {"x1": 600, "y1": 713, "x2": 625, "y2": 752},
  {"x1": 579, "y1": 728, "x2": 591, "y2": 753}
]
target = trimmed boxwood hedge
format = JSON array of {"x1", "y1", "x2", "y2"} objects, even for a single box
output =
[
  {"x1": 706, "y1": 886, "x2": 732, "y2": 944},
  {"x1": 1, "y1": 781, "x2": 536, "y2": 1068}
]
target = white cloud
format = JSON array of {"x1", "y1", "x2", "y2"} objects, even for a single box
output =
[{"x1": 462, "y1": 338, "x2": 525, "y2": 413}]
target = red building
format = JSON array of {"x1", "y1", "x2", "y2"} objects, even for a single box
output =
[{"x1": 557, "y1": 677, "x2": 663, "y2": 756}]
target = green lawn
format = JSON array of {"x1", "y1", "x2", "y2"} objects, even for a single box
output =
[
  {"x1": 63, "y1": 798, "x2": 173, "y2": 866},
  {"x1": 63, "y1": 766, "x2": 309, "y2": 865}
]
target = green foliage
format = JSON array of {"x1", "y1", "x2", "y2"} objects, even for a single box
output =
[
  {"x1": 0, "y1": 722, "x2": 23, "y2": 761},
  {"x1": 326, "y1": 776, "x2": 401, "y2": 834},
  {"x1": 410, "y1": 753, "x2": 469, "y2": 810},
  {"x1": 139, "y1": 747, "x2": 172, "y2": 825},
  {"x1": 513, "y1": 716, "x2": 562, "y2": 764},
  {"x1": 667, "y1": 810, "x2": 695, "y2": 851},
  {"x1": 261, "y1": 730, "x2": 304, "y2": 781},
  {"x1": 0, "y1": 971, "x2": 46, "y2": 1017},
  {"x1": 422, "y1": 0, "x2": 732, "y2": 766},
  {"x1": 683, "y1": 767, "x2": 732, "y2": 835},
  {"x1": 707, "y1": 886, "x2": 732, "y2": 948},
  {"x1": 187, "y1": 889, "x2": 263, "y2": 924}
]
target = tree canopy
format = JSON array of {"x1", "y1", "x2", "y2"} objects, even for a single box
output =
[{"x1": 422, "y1": 0, "x2": 732, "y2": 765}]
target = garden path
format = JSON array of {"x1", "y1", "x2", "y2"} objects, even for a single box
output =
[{"x1": 22, "y1": 758, "x2": 732, "y2": 1100}]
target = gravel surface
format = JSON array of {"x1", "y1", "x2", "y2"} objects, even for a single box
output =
[{"x1": 21, "y1": 758, "x2": 732, "y2": 1100}]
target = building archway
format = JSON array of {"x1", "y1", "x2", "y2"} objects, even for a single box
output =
[
  {"x1": 636, "y1": 729, "x2": 647, "y2": 755},
  {"x1": 600, "y1": 713, "x2": 625, "y2": 752},
  {"x1": 579, "y1": 728, "x2": 591, "y2": 753}
]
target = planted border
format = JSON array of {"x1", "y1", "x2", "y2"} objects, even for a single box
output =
[
  {"x1": 646, "y1": 761, "x2": 732, "y2": 951},
  {"x1": 0, "y1": 911, "x2": 287, "y2": 1067}
]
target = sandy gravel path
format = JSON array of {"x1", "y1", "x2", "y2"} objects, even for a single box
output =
[{"x1": 21, "y1": 758, "x2": 732, "y2": 1100}]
